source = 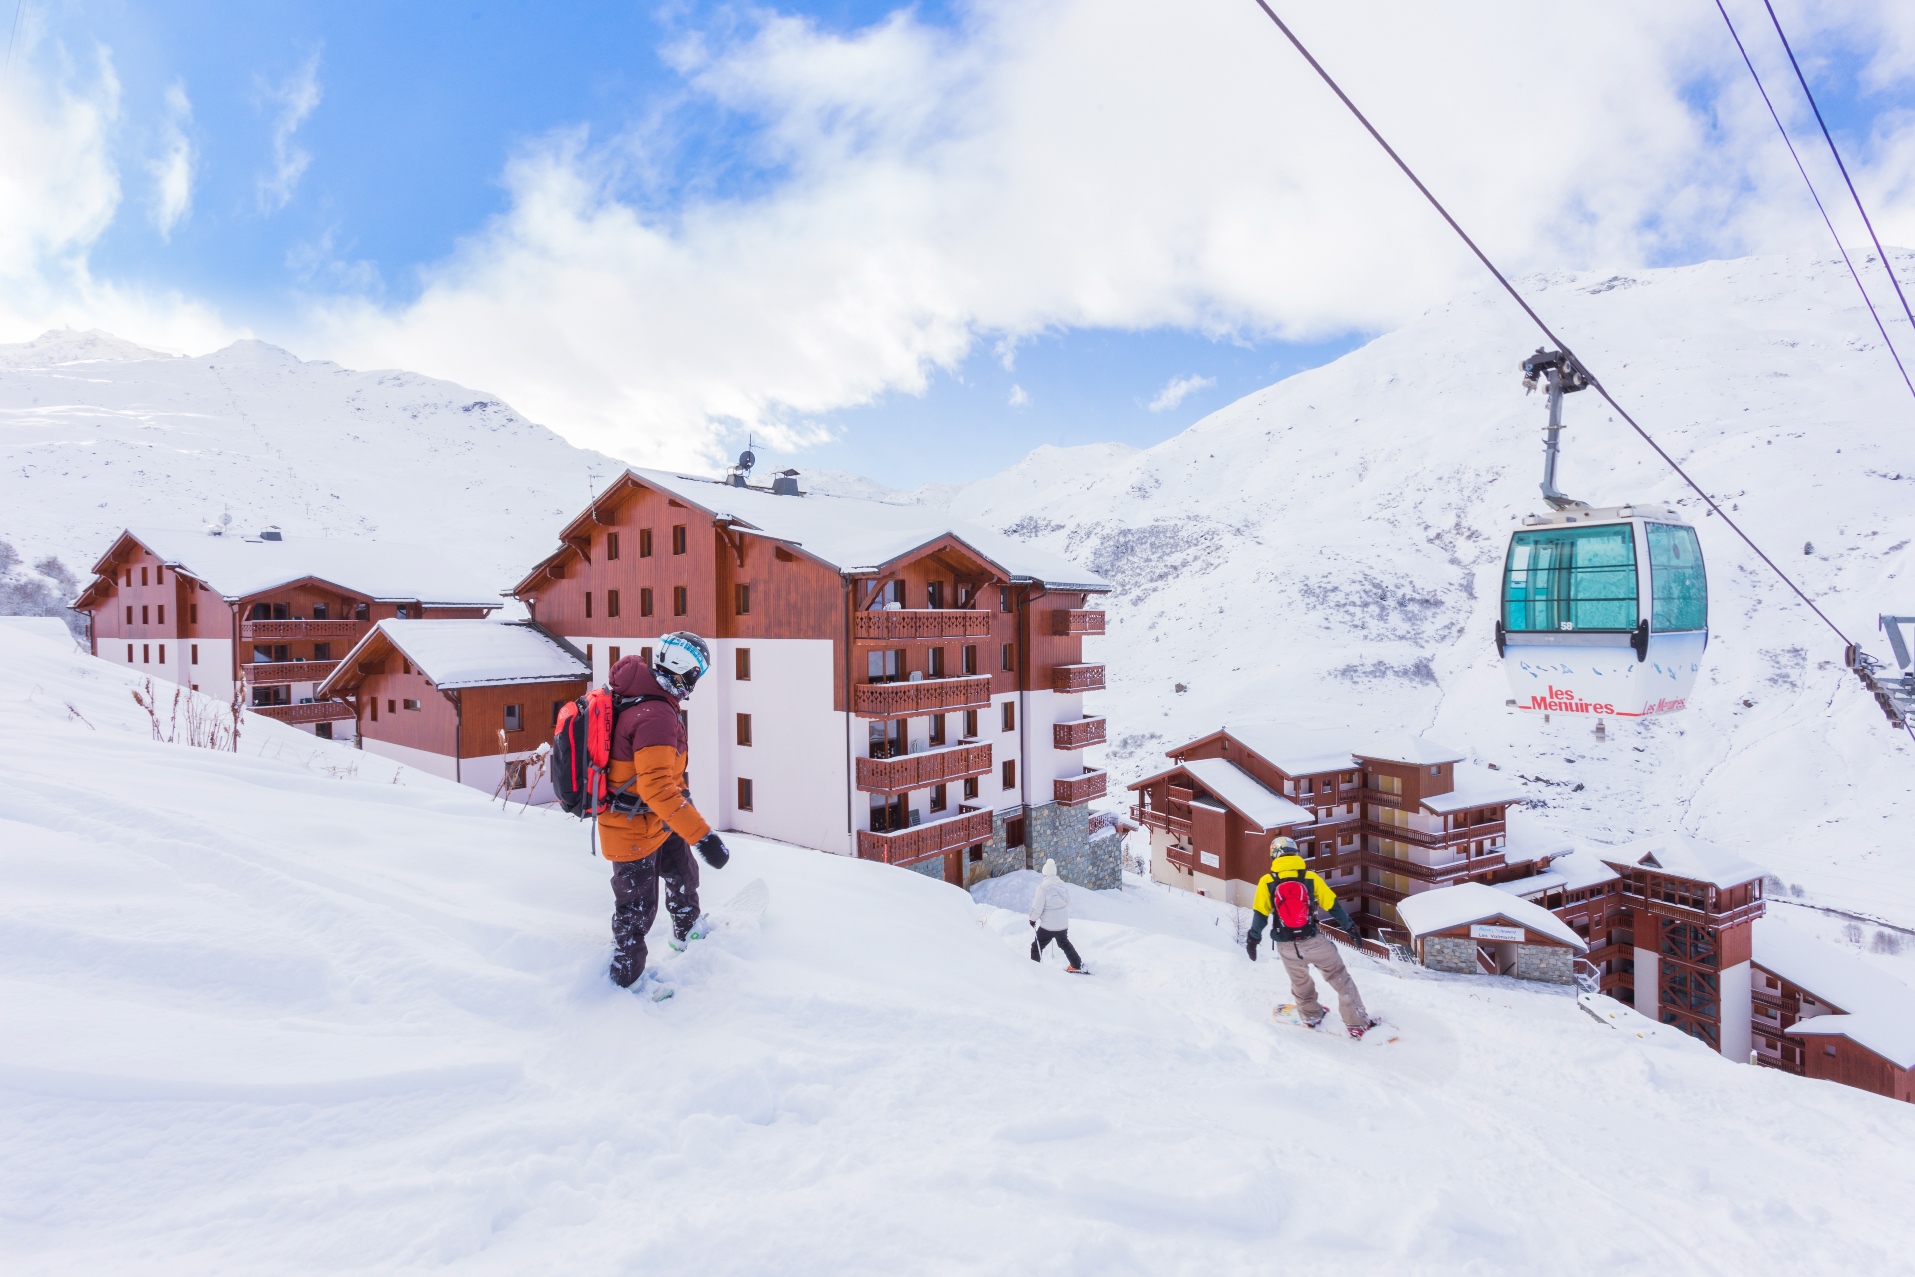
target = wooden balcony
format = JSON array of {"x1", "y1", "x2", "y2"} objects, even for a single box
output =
[
  {"x1": 1054, "y1": 768, "x2": 1107, "y2": 806},
  {"x1": 1133, "y1": 805, "x2": 1191, "y2": 837},
  {"x1": 241, "y1": 618, "x2": 367, "y2": 641},
  {"x1": 1361, "y1": 787, "x2": 1407, "y2": 809},
  {"x1": 252, "y1": 700, "x2": 356, "y2": 725},
  {"x1": 854, "y1": 609, "x2": 994, "y2": 642},
  {"x1": 855, "y1": 743, "x2": 992, "y2": 794},
  {"x1": 856, "y1": 807, "x2": 994, "y2": 866},
  {"x1": 1052, "y1": 716, "x2": 1106, "y2": 750},
  {"x1": 243, "y1": 660, "x2": 342, "y2": 686},
  {"x1": 1050, "y1": 663, "x2": 1106, "y2": 694},
  {"x1": 1050, "y1": 609, "x2": 1106, "y2": 636},
  {"x1": 852, "y1": 675, "x2": 992, "y2": 719}
]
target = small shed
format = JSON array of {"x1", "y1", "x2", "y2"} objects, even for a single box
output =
[{"x1": 1396, "y1": 882, "x2": 1588, "y2": 984}]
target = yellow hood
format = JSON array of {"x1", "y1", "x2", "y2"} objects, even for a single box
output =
[{"x1": 1269, "y1": 853, "x2": 1309, "y2": 876}]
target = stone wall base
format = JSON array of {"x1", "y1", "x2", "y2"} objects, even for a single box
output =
[
  {"x1": 1514, "y1": 943, "x2": 1575, "y2": 985},
  {"x1": 1422, "y1": 934, "x2": 1478, "y2": 975}
]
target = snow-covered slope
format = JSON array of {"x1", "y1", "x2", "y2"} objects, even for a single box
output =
[
  {"x1": 2, "y1": 628, "x2": 1911, "y2": 1273},
  {"x1": 0, "y1": 329, "x2": 623, "y2": 589},
  {"x1": 984, "y1": 254, "x2": 1915, "y2": 925}
]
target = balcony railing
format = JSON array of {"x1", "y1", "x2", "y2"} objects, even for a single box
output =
[
  {"x1": 251, "y1": 700, "x2": 356, "y2": 724},
  {"x1": 240, "y1": 618, "x2": 368, "y2": 641},
  {"x1": 1361, "y1": 787, "x2": 1407, "y2": 809},
  {"x1": 1051, "y1": 609, "x2": 1106, "y2": 637},
  {"x1": 243, "y1": 660, "x2": 342, "y2": 686},
  {"x1": 856, "y1": 807, "x2": 994, "y2": 866},
  {"x1": 854, "y1": 609, "x2": 994, "y2": 642},
  {"x1": 1054, "y1": 768, "x2": 1107, "y2": 806},
  {"x1": 1052, "y1": 716, "x2": 1107, "y2": 750},
  {"x1": 855, "y1": 742, "x2": 992, "y2": 794},
  {"x1": 1132, "y1": 805, "x2": 1191, "y2": 837},
  {"x1": 852, "y1": 675, "x2": 992, "y2": 719},
  {"x1": 1051, "y1": 663, "x2": 1106, "y2": 694}
]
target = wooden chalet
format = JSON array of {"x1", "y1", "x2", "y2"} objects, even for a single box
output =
[
  {"x1": 70, "y1": 527, "x2": 498, "y2": 739},
  {"x1": 1396, "y1": 882, "x2": 1588, "y2": 984},
  {"x1": 1753, "y1": 916, "x2": 1915, "y2": 1102},
  {"x1": 318, "y1": 620, "x2": 588, "y2": 801},
  {"x1": 508, "y1": 466, "x2": 1113, "y2": 887}
]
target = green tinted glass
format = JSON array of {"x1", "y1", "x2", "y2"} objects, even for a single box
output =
[
  {"x1": 1503, "y1": 524, "x2": 1638, "y2": 633},
  {"x1": 1646, "y1": 522, "x2": 1707, "y2": 632}
]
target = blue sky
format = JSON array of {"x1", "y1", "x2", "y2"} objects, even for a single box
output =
[{"x1": 8, "y1": 1, "x2": 1915, "y2": 487}]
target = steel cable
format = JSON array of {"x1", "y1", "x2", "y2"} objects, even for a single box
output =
[{"x1": 1245, "y1": 0, "x2": 1853, "y2": 648}]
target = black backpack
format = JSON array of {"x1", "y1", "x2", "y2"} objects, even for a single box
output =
[{"x1": 550, "y1": 689, "x2": 665, "y2": 818}]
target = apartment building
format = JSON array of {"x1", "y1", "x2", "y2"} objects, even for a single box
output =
[
  {"x1": 509, "y1": 466, "x2": 1113, "y2": 888},
  {"x1": 71, "y1": 527, "x2": 497, "y2": 738}
]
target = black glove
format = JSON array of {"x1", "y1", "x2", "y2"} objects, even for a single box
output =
[
  {"x1": 1246, "y1": 936, "x2": 1259, "y2": 962},
  {"x1": 694, "y1": 833, "x2": 730, "y2": 869},
  {"x1": 1029, "y1": 919, "x2": 1037, "y2": 928}
]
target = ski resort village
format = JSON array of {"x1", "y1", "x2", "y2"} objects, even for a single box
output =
[{"x1": 8, "y1": 2, "x2": 1915, "y2": 1273}]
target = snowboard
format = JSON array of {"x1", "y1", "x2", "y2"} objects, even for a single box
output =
[
  {"x1": 1273, "y1": 1004, "x2": 1398, "y2": 1043},
  {"x1": 668, "y1": 877, "x2": 770, "y2": 950}
]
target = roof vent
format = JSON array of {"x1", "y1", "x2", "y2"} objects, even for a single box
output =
[
  {"x1": 206, "y1": 510, "x2": 233, "y2": 536},
  {"x1": 725, "y1": 447, "x2": 756, "y2": 489},
  {"x1": 771, "y1": 469, "x2": 801, "y2": 496},
  {"x1": 259, "y1": 525, "x2": 283, "y2": 542}
]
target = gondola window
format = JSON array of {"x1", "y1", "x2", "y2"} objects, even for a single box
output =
[{"x1": 1503, "y1": 524, "x2": 1638, "y2": 632}]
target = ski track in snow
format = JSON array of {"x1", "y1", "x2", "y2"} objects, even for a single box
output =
[{"x1": 1, "y1": 627, "x2": 1912, "y2": 1274}]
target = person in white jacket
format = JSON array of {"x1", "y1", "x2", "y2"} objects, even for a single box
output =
[{"x1": 1028, "y1": 859, "x2": 1086, "y2": 972}]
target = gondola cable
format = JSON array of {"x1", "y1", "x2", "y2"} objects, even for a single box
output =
[
  {"x1": 1712, "y1": 0, "x2": 1915, "y2": 405},
  {"x1": 1244, "y1": 0, "x2": 1853, "y2": 654}
]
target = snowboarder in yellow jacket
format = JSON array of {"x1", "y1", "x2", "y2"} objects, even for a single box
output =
[{"x1": 1246, "y1": 837, "x2": 1378, "y2": 1039}]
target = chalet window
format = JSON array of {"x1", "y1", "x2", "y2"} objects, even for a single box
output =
[
  {"x1": 402, "y1": 658, "x2": 413, "y2": 675},
  {"x1": 1301, "y1": 778, "x2": 1313, "y2": 793},
  {"x1": 1006, "y1": 816, "x2": 1026, "y2": 848},
  {"x1": 962, "y1": 645, "x2": 977, "y2": 675},
  {"x1": 738, "y1": 778, "x2": 754, "y2": 811},
  {"x1": 673, "y1": 586, "x2": 688, "y2": 616},
  {"x1": 1431, "y1": 766, "x2": 1440, "y2": 776},
  {"x1": 253, "y1": 686, "x2": 290, "y2": 707},
  {"x1": 552, "y1": 701, "x2": 566, "y2": 726},
  {"x1": 402, "y1": 699, "x2": 422, "y2": 711},
  {"x1": 505, "y1": 760, "x2": 528, "y2": 790},
  {"x1": 609, "y1": 646, "x2": 621, "y2": 665},
  {"x1": 869, "y1": 719, "x2": 905, "y2": 759},
  {"x1": 191, "y1": 644, "x2": 199, "y2": 665},
  {"x1": 157, "y1": 605, "x2": 165, "y2": 624},
  {"x1": 370, "y1": 699, "x2": 379, "y2": 722},
  {"x1": 889, "y1": 580, "x2": 906, "y2": 606},
  {"x1": 141, "y1": 606, "x2": 150, "y2": 625},
  {"x1": 672, "y1": 525, "x2": 687, "y2": 555},
  {"x1": 1002, "y1": 759, "x2": 1016, "y2": 790},
  {"x1": 928, "y1": 713, "x2": 945, "y2": 746},
  {"x1": 999, "y1": 586, "x2": 1011, "y2": 612},
  {"x1": 141, "y1": 567, "x2": 148, "y2": 586},
  {"x1": 928, "y1": 647, "x2": 945, "y2": 678},
  {"x1": 930, "y1": 783, "x2": 948, "y2": 813},
  {"x1": 355, "y1": 603, "x2": 369, "y2": 621},
  {"x1": 1001, "y1": 701, "x2": 1015, "y2": 732},
  {"x1": 868, "y1": 649, "x2": 902, "y2": 681},
  {"x1": 737, "y1": 713, "x2": 752, "y2": 746},
  {"x1": 387, "y1": 699, "x2": 396, "y2": 714},
  {"x1": 957, "y1": 585, "x2": 972, "y2": 607},
  {"x1": 736, "y1": 648, "x2": 751, "y2": 680},
  {"x1": 641, "y1": 646, "x2": 652, "y2": 666},
  {"x1": 396, "y1": 606, "x2": 410, "y2": 619},
  {"x1": 313, "y1": 604, "x2": 329, "y2": 619},
  {"x1": 155, "y1": 567, "x2": 163, "y2": 584},
  {"x1": 124, "y1": 644, "x2": 132, "y2": 662},
  {"x1": 188, "y1": 603, "x2": 198, "y2": 624},
  {"x1": 639, "y1": 528, "x2": 654, "y2": 557},
  {"x1": 640, "y1": 588, "x2": 654, "y2": 617},
  {"x1": 927, "y1": 582, "x2": 944, "y2": 609},
  {"x1": 158, "y1": 644, "x2": 166, "y2": 663},
  {"x1": 735, "y1": 583, "x2": 750, "y2": 615},
  {"x1": 504, "y1": 704, "x2": 523, "y2": 732},
  {"x1": 1000, "y1": 643, "x2": 1014, "y2": 671},
  {"x1": 963, "y1": 709, "x2": 979, "y2": 738},
  {"x1": 125, "y1": 606, "x2": 133, "y2": 623},
  {"x1": 963, "y1": 777, "x2": 979, "y2": 801},
  {"x1": 870, "y1": 795, "x2": 906, "y2": 832},
  {"x1": 314, "y1": 643, "x2": 332, "y2": 661},
  {"x1": 606, "y1": 532, "x2": 620, "y2": 560},
  {"x1": 968, "y1": 845, "x2": 984, "y2": 864},
  {"x1": 584, "y1": 591, "x2": 593, "y2": 620},
  {"x1": 585, "y1": 643, "x2": 593, "y2": 665},
  {"x1": 142, "y1": 644, "x2": 150, "y2": 663},
  {"x1": 123, "y1": 570, "x2": 131, "y2": 587},
  {"x1": 607, "y1": 589, "x2": 621, "y2": 618}
]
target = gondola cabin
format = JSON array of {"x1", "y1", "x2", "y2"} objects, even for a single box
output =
[{"x1": 1497, "y1": 502, "x2": 1707, "y2": 718}]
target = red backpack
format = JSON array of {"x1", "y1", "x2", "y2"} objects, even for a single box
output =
[
  {"x1": 1271, "y1": 873, "x2": 1316, "y2": 938},
  {"x1": 550, "y1": 689, "x2": 664, "y2": 818}
]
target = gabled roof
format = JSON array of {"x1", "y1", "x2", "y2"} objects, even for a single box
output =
[
  {"x1": 1784, "y1": 1015, "x2": 1915, "y2": 1070},
  {"x1": 513, "y1": 467, "x2": 1108, "y2": 594},
  {"x1": 1418, "y1": 769, "x2": 1530, "y2": 814},
  {"x1": 1170, "y1": 725, "x2": 1355, "y2": 777},
  {"x1": 1494, "y1": 846, "x2": 1617, "y2": 897},
  {"x1": 321, "y1": 620, "x2": 588, "y2": 696},
  {"x1": 1598, "y1": 833, "x2": 1765, "y2": 889},
  {"x1": 1353, "y1": 735, "x2": 1468, "y2": 767},
  {"x1": 1755, "y1": 917, "x2": 1915, "y2": 1037},
  {"x1": 1128, "y1": 757, "x2": 1315, "y2": 831},
  {"x1": 1396, "y1": 882, "x2": 1587, "y2": 950},
  {"x1": 81, "y1": 528, "x2": 501, "y2": 609}
]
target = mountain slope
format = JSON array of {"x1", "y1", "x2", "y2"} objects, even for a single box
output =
[
  {"x1": 1, "y1": 624, "x2": 1910, "y2": 1274},
  {"x1": 984, "y1": 253, "x2": 1915, "y2": 924}
]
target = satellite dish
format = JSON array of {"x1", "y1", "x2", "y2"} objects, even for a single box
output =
[{"x1": 738, "y1": 449, "x2": 757, "y2": 472}]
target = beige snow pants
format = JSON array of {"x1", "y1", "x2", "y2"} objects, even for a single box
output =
[{"x1": 1277, "y1": 933, "x2": 1369, "y2": 1028}]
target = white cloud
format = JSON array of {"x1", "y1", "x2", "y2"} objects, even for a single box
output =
[
  {"x1": 149, "y1": 81, "x2": 194, "y2": 239},
  {"x1": 1147, "y1": 374, "x2": 1214, "y2": 413},
  {"x1": 1007, "y1": 383, "x2": 1029, "y2": 406},
  {"x1": 256, "y1": 50, "x2": 322, "y2": 213}
]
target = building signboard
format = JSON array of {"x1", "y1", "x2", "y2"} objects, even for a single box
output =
[{"x1": 1469, "y1": 923, "x2": 1525, "y2": 942}]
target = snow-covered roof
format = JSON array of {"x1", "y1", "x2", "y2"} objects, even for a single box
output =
[
  {"x1": 108, "y1": 528, "x2": 501, "y2": 608},
  {"x1": 1495, "y1": 872, "x2": 1566, "y2": 900},
  {"x1": 1755, "y1": 917, "x2": 1915, "y2": 1035},
  {"x1": 1783, "y1": 1015, "x2": 1915, "y2": 1071},
  {"x1": 1395, "y1": 882, "x2": 1587, "y2": 950},
  {"x1": 1199, "y1": 724, "x2": 1355, "y2": 776},
  {"x1": 1353, "y1": 735, "x2": 1467, "y2": 767},
  {"x1": 627, "y1": 468, "x2": 1107, "y2": 590},
  {"x1": 1418, "y1": 768, "x2": 1530, "y2": 814},
  {"x1": 1598, "y1": 833, "x2": 1765, "y2": 889},
  {"x1": 327, "y1": 620, "x2": 587, "y2": 692},
  {"x1": 1129, "y1": 757, "x2": 1315, "y2": 830},
  {"x1": 1496, "y1": 847, "x2": 1618, "y2": 897},
  {"x1": 1496, "y1": 824, "x2": 1580, "y2": 869}
]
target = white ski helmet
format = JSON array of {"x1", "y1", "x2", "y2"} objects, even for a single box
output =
[
  {"x1": 1270, "y1": 836, "x2": 1300, "y2": 859},
  {"x1": 653, "y1": 631, "x2": 711, "y2": 699}
]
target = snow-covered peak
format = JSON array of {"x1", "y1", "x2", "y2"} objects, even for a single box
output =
[{"x1": 0, "y1": 328, "x2": 181, "y2": 369}]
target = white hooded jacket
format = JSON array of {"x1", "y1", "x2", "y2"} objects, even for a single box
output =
[{"x1": 1029, "y1": 862, "x2": 1070, "y2": 931}]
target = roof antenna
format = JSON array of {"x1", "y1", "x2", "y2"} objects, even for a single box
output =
[{"x1": 727, "y1": 436, "x2": 758, "y2": 489}]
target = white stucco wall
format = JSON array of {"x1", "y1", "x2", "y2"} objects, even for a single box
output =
[
  {"x1": 461, "y1": 750, "x2": 560, "y2": 807},
  {"x1": 1720, "y1": 961, "x2": 1753, "y2": 1061},
  {"x1": 360, "y1": 735, "x2": 459, "y2": 783},
  {"x1": 706, "y1": 638, "x2": 851, "y2": 856},
  {"x1": 1634, "y1": 945, "x2": 1658, "y2": 1015}
]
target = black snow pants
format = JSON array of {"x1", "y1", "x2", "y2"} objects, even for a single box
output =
[
  {"x1": 1031, "y1": 927, "x2": 1083, "y2": 968},
  {"x1": 608, "y1": 833, "x2": 701, "y2": 987}
]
